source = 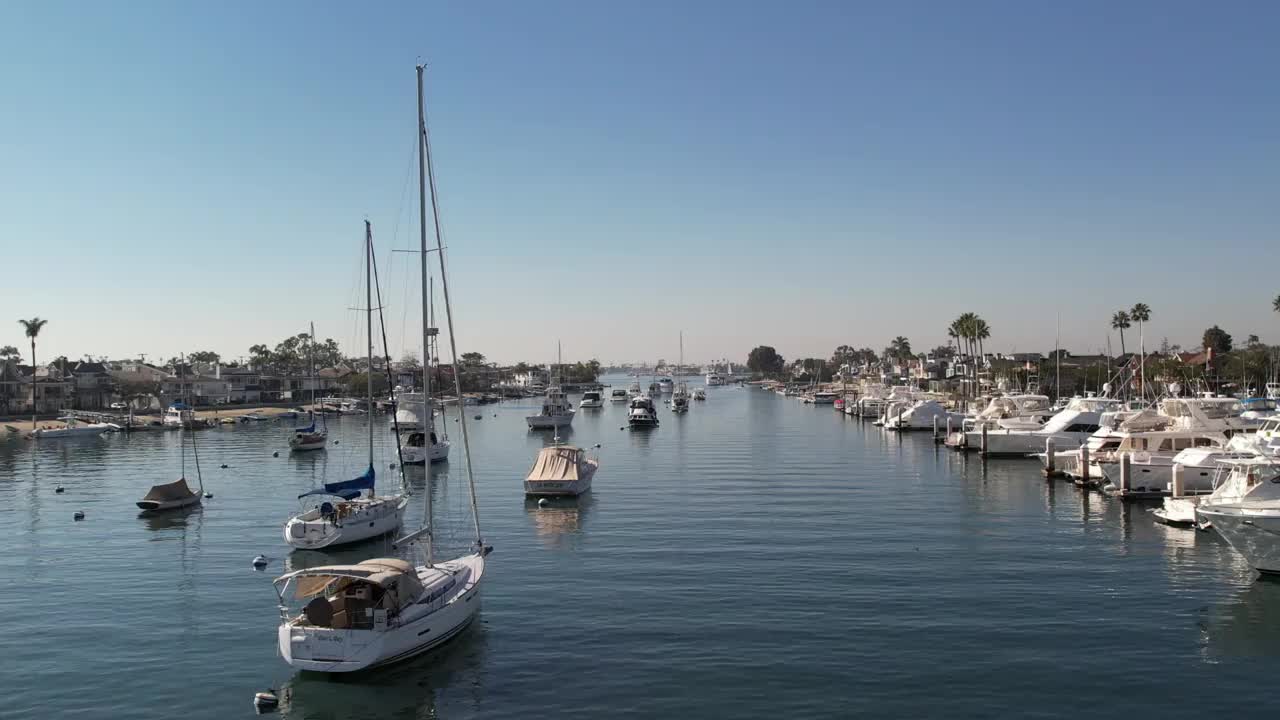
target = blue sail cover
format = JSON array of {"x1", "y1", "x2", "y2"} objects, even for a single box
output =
[
  {"x1": 323, "y1": 465, "x2": 375, "y2": 495},
  {"x1": 294, "y1": 422, "x2": 316, "y2": 434}
]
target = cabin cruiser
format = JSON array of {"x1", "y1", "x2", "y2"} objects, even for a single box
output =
[
  {"x1": 29, "y1": 416, "x2": 115, "y2": 439},
  {"x1": 393, "y1": 392, "x2": 428, "y2": 430},
  {"x1": 1152, "y1": 452, "x2": 1269, "y2": 526},
  {"x1": 671, "y1": 382, "x2": 690, "y2": 414},
  {"x1": 628, "y1": 396, "x2": 659, "y2": 428},
  {"x1": 1094, "y1": 397, "x2": 1258, "y2": 496},
  {"x1": 658, "y1": 376, "x2": 674, "y2": 394},
  {"x1": 974, "y1": 396, "x2": 1120, "y2": 456},
  {"x1": 524, "y1": 444, "x2": 598, "y2": 496},
  {"x1": 692, "y1": 387, "x2": 707, "y2": 401},
  {"x1": 402, "y1": 430, "x2": 450, "y2": 464},
  {"x1": 283, "y1": 467, "x2": 408, "y2": 549},
  {"x1": 627, "y1": 379, "x2": 643, "y2": 398},
  {"x1": 610, "y1": 388, "x2": 629, "y2": 403},
  {"x1": 809, "y1": 391, "x2": 838, "y2": 405},
  {"x1": 705, "y1": 372, "x2": 724, "y2": 387},
  {"x1": 1197, "y1": 459, "x2": 1280, "y2": 573},
  {"x1": 957, "y1": 395, "x2": 1054, "y2": 448},
  {"x1": 579, "y1": 390, "x2": 603, "y2": 409},
  {"x1": 526, "y1": 384, "x2": 575, "y2": 430},
  {"x1": 883, "y1": 400, "x2": 966, "y2": 431},
  {"x1": 1240, "y1": 397, "x2": 1279, "y2": 421},
  {"x1": 647, "y1": 382, "x2": 662, "y2": 398}
]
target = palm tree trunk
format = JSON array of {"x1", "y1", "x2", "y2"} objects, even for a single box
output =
[
  {"x1": 30, "y1": 339, "x2": 36, "y2": 428},
  {"x1": 1118, "y1": 329, "x2": 1126, "y2": 358}
]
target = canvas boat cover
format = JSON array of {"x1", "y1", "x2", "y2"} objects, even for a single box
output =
[
  {"x1": 526, "y1": 446, "x2": 584, "y2": 483},
  {"x1": 290, "y1": 557, "x2": 427, "y2": 612},
  {"x1": 141, "y1": 478, "x2": 197, "y2": 503}
]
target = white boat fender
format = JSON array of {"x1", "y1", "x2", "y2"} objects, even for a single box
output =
[
  {"x1": 73, "y1": 511, "x2": 85, "y2": 521},
  {"x1": 253, "y1": 690, "x2": 279, "y2": 713},
  {"x1": 55, "y1": 485, "x2": 65, "y2": 494},
  {"x1": 252, "y1": 555, "x2": 269, "y2": 569},
  {"x1": 537, "y1": 498, "x2": 548, "y2": 507}
]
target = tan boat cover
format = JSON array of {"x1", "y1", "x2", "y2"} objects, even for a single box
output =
[
  {"x1": 293, "y1": 557, "x2": 425, "y2": 612},
  {"x1": 526, "y1": 446, "x2": 584, "y2": 482},
  {"x1": 141, "y1": 478, "x2": 197, "y2": 503}
]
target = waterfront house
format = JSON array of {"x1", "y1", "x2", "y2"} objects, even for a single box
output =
[
  {"x1": 160, "y1": 374, "x2": 230, "y2": 406},
  {"x1": 69, "y1": 361, "x2": 113, "y2": 410}
]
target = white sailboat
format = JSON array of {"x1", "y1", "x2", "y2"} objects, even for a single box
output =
[
  {"x1": 275, "y1": 68, "x2": 489, "y2": 671},
  {"x1": 289, "y1": 322, "x2": 328, "y2": 452},
  {"x1": 670, "y1": 332, "x2": 690, "y2": 413},
  {"x1": 282, "y1": 223, "x2": 408, "y2": 550}
]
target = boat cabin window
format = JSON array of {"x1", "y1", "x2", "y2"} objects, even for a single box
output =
[
  {"x1": 301, "y1": 581, "x2": 388, "y2": 630},
  {"x1": 1194, "y1": 437, "x2": 1213, "y2": 447},
  {"x1": 1064, "y1": 423, "x2": 1100, "y2": 433}
]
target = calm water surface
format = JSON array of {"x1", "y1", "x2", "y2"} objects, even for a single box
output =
[{"x1": 2, "y1": 377, "x2": 1279, "y2": 718}]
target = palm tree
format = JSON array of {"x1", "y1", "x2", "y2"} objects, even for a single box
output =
[
  {"x1": 18, "y1": 317, "x2": 48, "y2": 428},
  {"x1": 1273, "y1": 293, "x2": 1280, "y2": 314},
  {"x1": 974, "y1": 318, "x2": 990, "y2": 364},
  {"x1": 1130, "y1": 303, "x2": 1151, "y2": 395},
  {"x1": 1111, "y1": 311, "x2": 1131, "y2": 357}
]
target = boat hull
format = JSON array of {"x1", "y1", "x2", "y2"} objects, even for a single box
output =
[
  {"x1": 526, "y1": 414, "x2": 574, "y2": 429},
  {"x1": 400, "y1": 442, "x2": 450, "y2": 465},
  {"x1": 284, "y1": 497, "x2": 407, "y2": 550},
  {"x1": 136, "y1": 495, "x2": 202, "y2": 512},
  {"x1": 524, "y1": 477, "x2": 593, "y2": 497},
  {"x1": 1197, "y1": 507, "x2": 1280, "y2": 574},
  {"x1": 279, "y1": 555, "x2": 484, "y2": 672}
]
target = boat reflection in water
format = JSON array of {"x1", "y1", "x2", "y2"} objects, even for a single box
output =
[
  {"x1": 138, "y1": 503, "x2": 203, "y2": 533},
  {"x1": 1202, "y1": 575, "x2": 1280, "y2": 659},
  {"x1": 278, "y1": 621, "x2": 488, "y2": 719},
  {"x1": 525, "y1": 494, "x2": 595, "y2": 548}
]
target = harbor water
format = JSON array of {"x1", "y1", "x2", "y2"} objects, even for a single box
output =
[{"x1": 2, "y1": 377, "x2": 1279, "y2": 718}]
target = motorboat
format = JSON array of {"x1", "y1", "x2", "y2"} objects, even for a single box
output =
[
  {"x1": 705, "y1": 372, "x2": 724, "y2": 387},
  {"x1": 1241, "y1": 397, "x2": 1279, "y2": 421},
  {"x1": 275, "y1": 73, "x2": 490, "y2": 672},
  {"x1": 671, "y1": 381, "x2": 690, "y2": 414},
  {"x1": 628, "y1": 396, "x2": 659, "y2": 428},
  {"x1": 627, "y1": 379, "x2": 643, "y2": 398},
  {"x1": 883, "y1": 400, "x2": 966, "y2": 431},
  {"x1": 692, "y1": 387, "x2": 707, "y2": 401},
  {"x1": 401, "y1": 429, "x2": 449, "y2": 464},
  {"x1": 526, "y1": 384, "x2": 575, "y2": 429},
  {"x1": 524, "y1": 443, "x2": 598, "y2": 497},
  {"x1": 658, "y1": 376, "x2": 674, "y2": 394},
  {"x1": 972, "y1": 396, "x2": 1121, "y2": 456},
  {"x1": 1197, "y1": 461, "x2": 1280, "y2": 574},
  {"x1": 960, "y1": 395, "x2": 1054, "y2": 447},
  {"x1": 810, "y1": 391, "x2": 838, "y2": 405},
  {"x1": 29, "y1": 416, "x2": 114, "y2": 439},
  {"x1": 610, "y1": 388, "x2": 629, "y2": 403},
  {"x1": 579, "y1": 390, "x2": 603, "y2": 409},
  {"x1": 647, "y1": 381, "x2": 661, "y2": 398},
  {"x1": 1152, "y1": 452, "x2": 1269, "y2": 526}
]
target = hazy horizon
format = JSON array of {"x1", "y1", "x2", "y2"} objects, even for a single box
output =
[{"x1": 5, "y1": 2, "x2": 1278, "y2": 367}]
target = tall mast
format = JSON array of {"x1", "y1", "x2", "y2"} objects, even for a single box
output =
[
  {"x1": 1055, "y1": 312, "x2": 1061, "y2": 400},
  {"x1": 416, "y1": 64, "x2": 435, "y2": 566},
  {"x1": 308, "y1": 321, "x2": 316, "y2": 411},
  {"x1": 420, "y1": 63, "x2": 483, "y2": 546},
  {"x1": 365, "y1": 220, "x2": 374, "y2": 475}
]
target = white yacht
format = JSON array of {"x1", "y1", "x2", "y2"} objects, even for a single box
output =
[
  {"x1": 658, "y1": 376, "x2": 674, "y2": 394},
  {"x1": 810, "y1": 391, "x2": 838, "y2": 405},
  {"x1": 29, "y1": 416, "x2": 114, "y2": 439},
  {"x1": 1241, "y1": 397, "x2": 1279, "y2": 421},
  {"x1": 671, "y1": 381, "x2": 690, "y2": 413},
  {"x1": 394, "y1": 391, "x2": 428, "y2": 430},
  {"x1": 883, "y1": 399, "x2": 966, "y2": 431},
  {"x1": 610, "y1": 388, "x2": 629, "y2": 403},
  {"x1": 705, "y1": 372, "x2": 724, "y2": 387},
  {"x1": 975, "y1": 396, "x2": 1120, "y2": 456},
  {"x1": 1152, "y1": 452, "x2": 1270, "y2": 526},
  {"x1": 960, "y1": 395, "x2": 1054, "y2": 447},
  {"x1": 628, "y1": 396, "x2": 659, "y2": 428},
  {"x1": 524, "y1": 443, "x2": 599, "y2": 497},
  {"x1": 627, "y1": 379, "x2": 643, "y2": 398},
  {"x1": 402, "y1": 429, "x2": 450, "y2": 464},
  {"x1": 579, "y1": 390, "x2": 603, "y2": 409},
  {"x1": 692, "y1": 387, "x2": 707, "y2": 401},
  {"x1": 647, "y1": 381, "x2": 661, "y2": 398},
  {"x1": 1197, "y1": 460, "x2": 1280, "y2": 574},
  {"x1": 526, "y1": 384, "x2": 575, "y2": 429}
]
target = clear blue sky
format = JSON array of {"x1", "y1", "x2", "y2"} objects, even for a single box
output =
[{"x1": 3, "y1": 1, "x2": 1278, "y2": 366}]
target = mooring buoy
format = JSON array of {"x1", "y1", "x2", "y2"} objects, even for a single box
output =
[
  {"x1": 55, "y1": 485, "x2": 65, "y2": 494},
  {"x1": 253, "y1": 689, "x2": 279, "y2": 713},
  {"x1": 73, "y1": 511, "x2": 85, "y2": 521},
  {"x1": 252, "y1": 555, "x2": 269, "y2": 569}
]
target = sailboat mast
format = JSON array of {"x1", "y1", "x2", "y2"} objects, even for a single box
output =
[
  {"x1": 419, "y1": 63, "x2": 483, "y2": 546},
  {"x1": 365, "y1": 220, "x2": 374, "y2": 474},
  {"x1": 416, "y1": 64, "x2": 435, "y2": 566},
  {"x1": 309, "y1": 321, "x2": 316, "y2": 410}
]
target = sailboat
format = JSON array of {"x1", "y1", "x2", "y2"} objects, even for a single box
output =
[
  {"x1": 282, "y1": 223, "x2": 408, "y2": 550},
  {"x1": 401, "y1": 136, "x2": 451, "y2": 465},
  {"x1": 273, "y1": 66, "x2": 489, "y2": 671},
  {"x1": 289, "y1": 323, "x2": 328, "y2": 452},
  {"x1": 136, "y1": 424, "x2": 204, "y2": 511},
  {"x1": 671, "y1": 332, "x2": 690, "y2": 413}
]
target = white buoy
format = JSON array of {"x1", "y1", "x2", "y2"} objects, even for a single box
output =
[
  {"x1": 254, "y1": 690, "x2": 279, "y2": 713},
  {"x1": 537, "y1": 498, "x2": 548, "y2": 507},
  {"x1": 204, "y1": 492, "x2": 213, "y2": 499},
  {"x1": 73, "y1": 511, "x2": 85, "y2": 521},
  {"x1": 252, "y1": 555, "x2": 269, "y2": 569}
]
